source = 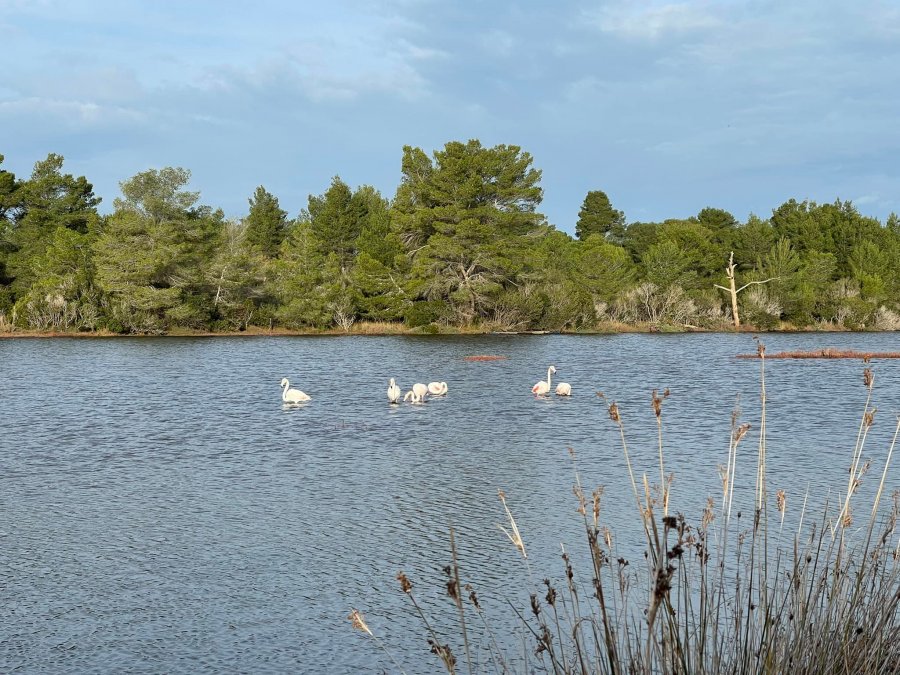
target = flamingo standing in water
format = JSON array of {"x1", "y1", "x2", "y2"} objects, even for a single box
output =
[
  {"x1": 387, "y1": 378, "x2": 401, "y2": 404},
  {"x1": 532, "y1": 366, "x2": 556, "y2": 396},
  {"x1": 555, "y1": 381, "x2": 572, "y2": 396},
  {"x1": 404, "y1": 388, "x2": 425, "y2": 404},
  {"x1": 280, "y1": 377, "x2": 311, "y2": 404},
  {"x1": 427, "y1": 381, "x2": 448, "y2": 396}
]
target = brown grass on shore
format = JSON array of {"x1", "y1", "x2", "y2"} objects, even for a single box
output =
[{"x1": 736, "y1": 347, "x2": 900, "y2": 359}]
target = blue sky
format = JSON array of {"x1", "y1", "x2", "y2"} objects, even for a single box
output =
[{"x1": 2, "y1": 0, "x2": 898, "y2": 233}]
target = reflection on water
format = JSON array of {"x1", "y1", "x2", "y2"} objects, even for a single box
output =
[{"x1": 1, "y1": 333, "x2": 898, "y2": 673}]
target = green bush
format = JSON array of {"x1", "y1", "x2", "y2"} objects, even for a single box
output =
[{"x1": 404, "y1": 300, "x2": 446, "y2": 327}]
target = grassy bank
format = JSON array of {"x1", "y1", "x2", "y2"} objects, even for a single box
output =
[
  {"x1": 1, "y1": 319, "x2": 896, "y2": 338},
  {"x1": 350, "y1": 342, "x2": 900, "y2": 673}
]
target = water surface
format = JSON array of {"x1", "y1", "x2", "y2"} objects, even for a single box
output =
[{"x1": 2, "y1": 333, "x2": 899, "y2": 673}]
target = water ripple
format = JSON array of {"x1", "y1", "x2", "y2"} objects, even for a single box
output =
[{"x1": 1, "y1": 333, "x2": 898, "y2": 673}]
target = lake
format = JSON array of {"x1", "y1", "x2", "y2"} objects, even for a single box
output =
[{"x1": 2, "y1": 333, "x2": 899, "y2": 673}]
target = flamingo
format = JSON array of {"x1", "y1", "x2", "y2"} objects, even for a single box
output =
[
  {"x1": 412, "y1": 382, "x2": 428, "y2": 400},
  {"x1": 555, "y1": 382, "x2": 572, "y2": 396},
  {"x1": 403, "y1": 389, "x2": 425, "y2": 404},
  {"x1": 280, "y1": 377, "x2": 311, "y2": 404},
  {"x1": 427, "y1": 381, "x2": 448, "y2": 396},
  {"x1": 532, "y1": 366, "x2": 556, "y2": 396},
  {"x1": 387, "y1": 378, "x2": 402, "y2": 403}
]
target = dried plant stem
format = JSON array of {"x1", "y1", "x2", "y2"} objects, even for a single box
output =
[
  {"x1": 657, "y1": 415, "x2": 667, "y2": 517},
  {"x1": 348, "y1": 609, "x2": 408, "y2": 675},
  {"x1": 449, "y1": 528, "x2": 473, "y2": 675},
  {"x1": 837, "y1": 371, "x2": 875, "y2": 531},
  {"x1": 870, "y1": 415, "x2": 900, "y2": 519}
]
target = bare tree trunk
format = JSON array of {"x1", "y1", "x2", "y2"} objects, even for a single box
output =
[
  {"x1": 714, "y1": 252, "x2": 778, "y2": 330},
  {"x1": 726, "y1": 252, "x2": 740, "y2": 328}
]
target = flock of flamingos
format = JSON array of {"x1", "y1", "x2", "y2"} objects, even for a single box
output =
[{"x1": 279, "y1": 365, "x2": 572, "y2": 405}]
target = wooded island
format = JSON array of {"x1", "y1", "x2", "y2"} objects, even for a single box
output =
[{"x1": 1, "y1": 141, "x2": 898, "y2": 335}]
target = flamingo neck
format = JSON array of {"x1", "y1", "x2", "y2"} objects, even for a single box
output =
[{"x1": 547, "y1": 367, "x2": 553, "y2": 388}]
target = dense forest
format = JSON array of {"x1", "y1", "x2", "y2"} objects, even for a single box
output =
[{"x1": 1, "y1": 142, "x2": 898, "y2": 334}]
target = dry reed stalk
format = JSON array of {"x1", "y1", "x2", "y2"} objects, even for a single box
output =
[
  {"x1": 755, "y1": 338, "x2": 767, "y2": 512},
  {"x1": 871, "y1": 416, "x2": 900, "y2": 519},
  {"x1": 447, "y1": 528, "x2": 473, "y2": 675},
  {"x1": 652, "y1": 388, "x2": 671, "y2": 516},
  {"x1": 836, "y1": 367, "x2": 876, "y2": 534},
  {"x1": 348, "y1": 609, "x2": 408, "y2": 674},
  {"x1": 497, "y1": 489, "x2": 527, "y2": 560}
]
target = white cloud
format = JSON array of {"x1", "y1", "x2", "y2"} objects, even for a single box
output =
[
  {"x1": 0, "y1": 97, "x2": 147, "y2": 127},
  {"x1": 586, "y1": 1, "x2": 721, "y2": 40}
]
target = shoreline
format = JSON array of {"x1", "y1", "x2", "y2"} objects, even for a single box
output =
[{"x1": 0, "y1": 322, "x2": 891, "y2": 339}]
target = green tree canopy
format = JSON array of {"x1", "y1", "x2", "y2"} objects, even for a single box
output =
[
  {"x1": 243, "y1": 186, "x2": 288, "y2": 257},
  {"x1": 5, "y1": 154, "x2": 100, "y2": 296},
  {"x1": 575, "y1": 190, "x2": 625, "y2": 240},
  {"x1": 93, "y1": 167, "x2": 224, "y2": 332},
  {"x1": 392, "y1": 140, "x2": 545, "y2": 323}
]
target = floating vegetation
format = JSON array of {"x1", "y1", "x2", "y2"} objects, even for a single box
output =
[
  {"x1": 736, "y1": 347, "x2": 900, "y2": 359},
  {"x1": 463, "y1": 355, "x2": 508, "y2": 361}
]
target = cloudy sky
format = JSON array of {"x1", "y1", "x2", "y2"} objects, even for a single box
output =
[{"x1": 2, "y1": 0, "x2": 898, "y2": 233}]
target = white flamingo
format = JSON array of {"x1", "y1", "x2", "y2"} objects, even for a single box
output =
[
  {"x1": 555, "y1": 381, "x2": 572, "y2": 396},
  {"x1": 427, "y1": 381, "x2": 448, "y2": 396},
  {"x1": 532, "y1": 366, "x2": 556, "y2": 396},
  {"x1": 403, "y1": 389, "x2": 425, "y2": 404},
  {"x1": 387, "y1": 378, "x2": 401, "y2": 404},
  {"x1": 280, "y1": 377, "x2": 311, "y2": 404}
]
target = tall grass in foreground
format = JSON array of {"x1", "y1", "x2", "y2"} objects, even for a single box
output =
[{"x1": 350, "y1": 342, "x2": 900, "y2": 674}]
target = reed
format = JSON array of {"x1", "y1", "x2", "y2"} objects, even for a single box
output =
[{"x1": 351, "y1": 341, "x2": 900, "y2": 673}]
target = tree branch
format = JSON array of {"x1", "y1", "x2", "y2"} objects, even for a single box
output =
[{"x1": 735, "y1": 278, "x2": 779, "y2": 294}]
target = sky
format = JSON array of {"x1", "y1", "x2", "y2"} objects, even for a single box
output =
[{"x1": 2, "y1": 0, "x2": 899, "y2": 234}]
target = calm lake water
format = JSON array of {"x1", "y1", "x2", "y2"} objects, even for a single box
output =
[{"x1": 2, "y1": 333, "x2": 899, "y2": 673}]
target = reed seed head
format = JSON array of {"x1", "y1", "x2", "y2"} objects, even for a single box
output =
[
  {"x1": 608, "y1": 401, "x2": 620, "y2": 423},
  {"x1": 754, "y1": 337, "x2": 766, "y2": 357},
  {"x1": 593, "y1": 487, "x2": 604, "y2": 526},
  {"x1": 776, "y1": 490, "x2": 786, "y2": 514},
  {"x1": 863, "y1": 368, "x2": 874, "y2": 388},
  {"x1": 702, "y1": 497, "x2": 716, "y2": 528},
  {"x1": 864, "y1": 409, "x2": 876, "y2": 428},
  {"x1": 543, "y1": 579, "x2": 557, "y2": 607},
  {"x1": 842, "y1": 506, "x2": 853, "y2": 528},
  {"x1": 428, "y1": 640, "x2": 457, "y2": 670},
  {"x1": 445, "y1": 573, "x2": 460, "y2": 603},
  {"x1": 348, "y1": 609, "x2": 374, "y2": 637},
  {"x1": 397, "y1": 571, "x2": 413, "y2": 594},
  {"x1": 465, "y1": 583, "x2": 481, "y2": 610},
  {"x1": 601, "y1": 525, "x2": 612, "y2": 548},
  {"x1": 652, "y1": 389, "x2": 663, "y2": 418},
  {"x1": 573, "y1": 484, "x2": 586, "y2": 516},
  {"x1": 734, "y1": 423, "x2": 751, "y2": 445}
]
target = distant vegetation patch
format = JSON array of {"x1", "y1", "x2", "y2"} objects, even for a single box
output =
[{"x1": 737, "y1": 347, "x2": 900, "y2": 359}]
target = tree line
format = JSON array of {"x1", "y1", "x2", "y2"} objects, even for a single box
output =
[{"x1": 1, "y1": 141, "x2": 898, "y2": 334}]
